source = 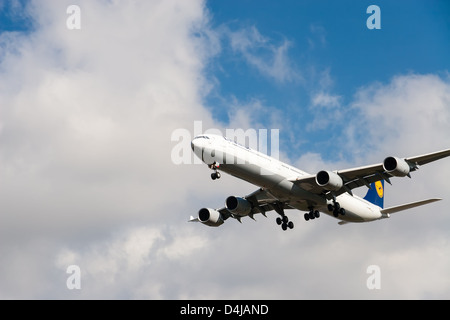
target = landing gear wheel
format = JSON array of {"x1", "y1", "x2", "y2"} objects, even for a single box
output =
[
  {"x1": 305, "y1": 208, "x2": 320, "y2": 222},
  {"x1": 277, "y1": 215, "x2": 294, "y2": 230},
  {"x1": 329, "y1": 200, "x2": 345, "y2": 217},
  {"x1": 210, "y1": 171, "x2": 221, "y2": 180},
  {"x1": 334, "y1": 202, "x2": 340, "y2": 211}
]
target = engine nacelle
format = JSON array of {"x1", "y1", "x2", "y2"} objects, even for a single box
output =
[
  {"x1": 225, "y1": 196, "x2": 252, "y2": 216},
  {"x1": 315, "y1": 170, "x2": 344, "y2": 191},
  {"x1": 383, "y1": 156, "x2": 410, "y2": 177},
  {"x1": 198, "y1": 208, "x2": 224, "y2": 227}
]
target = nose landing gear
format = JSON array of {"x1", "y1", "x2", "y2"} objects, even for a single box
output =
[
  {"x1": 209, "y1": 162, "x2": 221, "y2": 180},
  {"x1": 211, "y1": 171, "x2": 221, "y2": 180}
]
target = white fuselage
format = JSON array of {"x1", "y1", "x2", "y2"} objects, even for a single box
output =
[{"x1": 192, "y1": 134, "x2": 384, "y2": 223}]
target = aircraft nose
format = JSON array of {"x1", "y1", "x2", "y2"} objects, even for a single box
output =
[
  {"x1": 191, "y1": 136, "x2": 207, "y2": 161},
  {"x1": 191, "y1": 138, "x2": 201, "y2": 151},
  {"x1": 191, "y1": 136, "x2": 204, "y2": 152},
  {"x1": 191, "y1": 136, "x2": 209, "y2": 149}
]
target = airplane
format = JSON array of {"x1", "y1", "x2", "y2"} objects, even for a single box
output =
[{"x1": 189, "y1": 134, "x2": 450, "y2": 230}]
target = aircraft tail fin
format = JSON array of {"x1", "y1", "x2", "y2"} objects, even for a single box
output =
[{"x1": 363, "y1": 180, "x2": 384, "y2": 208}]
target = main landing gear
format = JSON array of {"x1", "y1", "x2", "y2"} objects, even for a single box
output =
[
  {"x1": 304, "y1": 208, "x2": 320, "y2": 221},
  {"x1": 328, "y1": 200, "x2": 346, "y2": 217},
  {"x1": 272, "y1": 202, "x2": 294, "y2": 231},
  {"x1": 276, "y1": 215, "x2": 294, "y2": 231}
]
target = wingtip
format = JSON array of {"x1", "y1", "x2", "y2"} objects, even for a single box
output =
[{"x1": 189, "y1": 216, "x2": 199, "y2": 222}]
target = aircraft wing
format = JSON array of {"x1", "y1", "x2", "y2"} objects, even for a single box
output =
[
  {"x1": 235, "y1": 188, "x2": 294, "y2": 221},
  {"x1": 245, "y1": 188, "x2": 294, "y2": 215},
  {"x1": 190, "y1": 188, "x2": 294, "y2": 224},
  {"x1": 292, "y1": 148, "x2": 450, "y2": 199}
]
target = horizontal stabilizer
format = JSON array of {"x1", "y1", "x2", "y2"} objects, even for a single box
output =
[{"x1": 380, "y1": 198, "x2": 442, "y2": 214}]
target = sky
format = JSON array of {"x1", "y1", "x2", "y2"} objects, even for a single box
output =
[{"x1": 0, "y1": 0, "x2": 450, "y2": 300}]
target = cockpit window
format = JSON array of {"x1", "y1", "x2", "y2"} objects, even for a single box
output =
[{"x1": 193, "y1": 135, "x2": 210, "y2": 140}]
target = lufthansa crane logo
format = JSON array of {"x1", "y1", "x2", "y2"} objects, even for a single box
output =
[{"x1": 375, "y1": 181, "x2": 384, "y2": 198}]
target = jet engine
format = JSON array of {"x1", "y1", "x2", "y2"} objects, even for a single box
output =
[
  {"x1": 315, "y1": 170, "x2": 343, "y2": 191},
  {"x1": 198, "y1": 208, "x2": 224, "y2": 227},
  {"x1": 225, "y1": 196, "x2": 252, "y2": 216},
  {"x1": 383, "y1": 156, "x2": 410, "y2": 177}
]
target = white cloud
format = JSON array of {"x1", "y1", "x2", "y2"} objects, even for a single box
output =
[
  {"x1": 305, "y1": 91, "x2": 343, "y2": 132},
  {"x1": 307, "y1": 24, "x2": 327, "y2": 50},
  {"x1": 53, "y1": 226, "x2": 170, "y2": 298},
  {"x1": 0, "y1": 0, "x2": 224, "y2": 298},
  {"x1": 311, "y1": 92, "x2": 341, "y2": 108},
  {"x1": 226, "y1": 25, "x2": 301, "y2": 83},
  {"x1": 346, "y1": 73, "x2": 450, "y2": 158}
]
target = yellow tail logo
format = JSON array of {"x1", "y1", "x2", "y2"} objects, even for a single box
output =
[{"x1": 375, "y1": 180, "x2": 384, "y2": 198}]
